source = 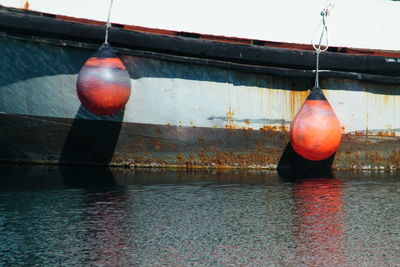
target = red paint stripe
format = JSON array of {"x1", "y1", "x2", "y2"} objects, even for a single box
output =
[
  {"x1": 85, "y1": 57, "x2": 126, "y2": 70},
  {"x1": 122, "y1": 25, "x2": 176, "y2": 36}
]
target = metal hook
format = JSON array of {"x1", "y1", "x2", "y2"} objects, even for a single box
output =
[
  {"x1": 312, "y1": 3, "x2": 333, "y2": 88},
  {"x1": 312, "y1": 3, "x2": 333, "y2": 52}
]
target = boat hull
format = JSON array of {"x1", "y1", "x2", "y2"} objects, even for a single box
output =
[{"x1": 1, "y1": 8, "x2": 400, "y2": 170}]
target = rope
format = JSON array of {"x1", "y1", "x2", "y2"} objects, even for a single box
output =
[
  {"x1": 312, "y1": 3, "x2": 333, "y2": 88},
  {"x1": 104, "y1": 0, "x2": 114, "y2": 44},
  {"x1": 315, "y1": 50, "x2": 321, "y2": 88}
]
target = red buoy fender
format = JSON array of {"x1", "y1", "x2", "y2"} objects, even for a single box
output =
[
  {"x1": 290, "y1": 87, "x2": 342, "y2": 161},
  {"x1": 76, "y1": 43, "x2": 131, "y2": 116}
]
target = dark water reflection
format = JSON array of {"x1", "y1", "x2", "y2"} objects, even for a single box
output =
[{"x1": 0, "y1": 166, "x2": 399, "y2": 266}]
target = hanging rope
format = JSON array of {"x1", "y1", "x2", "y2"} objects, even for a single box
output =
[
  {"x1": 104, "y1": 0, "x2": 115, "y2": 44},
  {"x1": 311, "y1": 4, "x2": 333, "y2": 88}
]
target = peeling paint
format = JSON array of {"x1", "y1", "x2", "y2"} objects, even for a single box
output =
[
  {"x1": 224, "y1": 106, "x2": 236, "y2": 129},
  {"x1": 260, "y1": 125, "x2": 289, "y2": 132}
]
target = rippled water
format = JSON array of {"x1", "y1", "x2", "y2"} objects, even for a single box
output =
[{"x1": 0, "y1": 166, "x2": 400, "y2": 266}]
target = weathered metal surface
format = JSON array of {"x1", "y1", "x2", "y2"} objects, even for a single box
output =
[
  {"x1": 1, "y1": 14, "x2": 400, "y2": 170},
  {"x1": 1, "y1": 113, "x2": 400, "y2": 170}
]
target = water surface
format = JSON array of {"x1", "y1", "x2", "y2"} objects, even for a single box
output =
[{"x1": 0, "y1": 166, "x2": 399, "y2": 266}]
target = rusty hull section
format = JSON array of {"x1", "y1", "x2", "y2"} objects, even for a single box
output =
[{"x1": 1, "y1": 113, "x2": 400, "y2": 170}]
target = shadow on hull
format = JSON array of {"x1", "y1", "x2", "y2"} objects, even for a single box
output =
[
  {"x1": 59, "y1": 106, "x2": 125, "y2": 165},
  {"x1": 277, "y1": 141, "x2": 335, "y2": 181},
  {"x1": 59, "y1": 105, "x2": 125, "y2": 186}
]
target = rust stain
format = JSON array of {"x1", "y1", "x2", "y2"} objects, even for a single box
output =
[
  {"x1": 376, "y1": 131, "x2": 397, "y2": 137},
  {"x1": 256, "y1": 142, "x2": 265, "y2": 152},
  {"x1": 108, "y1": 136, "x2": 400, "y2": 170},
  {"x1": 383, "y1": 95, "x2": 389, "y2": 105},
  {"x1": 289, "y1": 90, "x2": 309, "y2": 120},
  {"x1": 20, "y1": 0, "x2": 29, "y2": 10},
  {"x1": 260, "y1": 125, "x2": 278, "y2": 131},
  {"x1": 192, "y1": 150, "x2": 281, "y2": 169},
  {"x1": 115, "y1": 142, "x2": 281, "y2": 169},
  {"x1": 259, "y1": 125, "x2": 289, "y2": 132},
  {"x1": 153, "y1": 140, "x2": 161, "y2": 151},
  {"x1": 225, "y1": 124, "x2": 238, "y2": 129},
  {"x1": 241, "y1": 126, "x2": 253, "y2": 130},
  {"x1": 112, "y1": 132, "x2": 400, "y2": 170},
  {"x1": 176, "y1": 154, "x2": 185, "y2": 165},
  {"x1": 350, "y1": 131, "x2": 365, "y2": 136},
  {"x1": 280, "y1": 125, "x2": 289, "y2": 132},
  {"x1": 225, "y1": 106, "x2": 238, "y2": 129},
  {"x1": 347, "y1": 130, "x2": 397, "y2": 137}
]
